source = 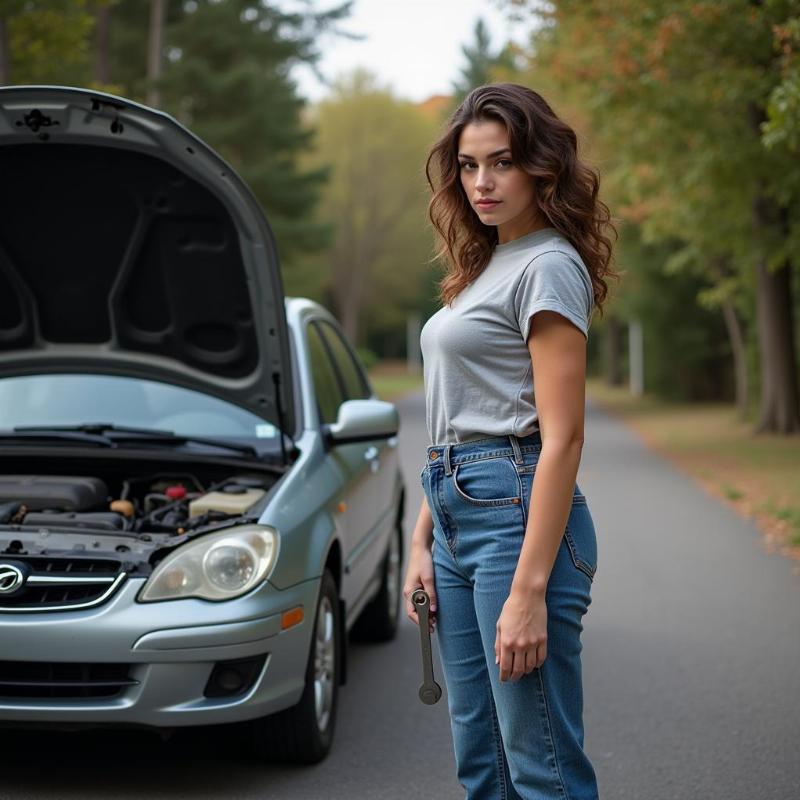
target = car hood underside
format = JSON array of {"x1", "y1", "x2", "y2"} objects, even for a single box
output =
[{"x1": 0, "y1": 86, "x2": 294, "y2": 435}]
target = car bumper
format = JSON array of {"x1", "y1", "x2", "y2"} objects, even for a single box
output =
[{"x1": 0, "y1": 576, "x2": 320, "y2": 728}]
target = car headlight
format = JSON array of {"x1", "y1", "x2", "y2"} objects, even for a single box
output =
[{"x1": 138, "y1": 525, "x2": 279, "y2": 602}]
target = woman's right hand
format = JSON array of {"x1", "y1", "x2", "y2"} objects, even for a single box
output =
[{"x1": 403, "y1": 541, "x2": 437, "y2": 633}]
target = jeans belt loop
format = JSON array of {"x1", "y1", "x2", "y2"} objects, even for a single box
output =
[
  {"x1": 509, "y1": 433, "x2": 524, "y2": 464},
  {"x1": 443, "y1": 444, "x2": 453, "y2": 476}
]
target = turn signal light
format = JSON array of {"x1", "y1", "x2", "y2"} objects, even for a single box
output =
[{"x1": 281, "y1": 606, "x2": 304, "y2": 630}]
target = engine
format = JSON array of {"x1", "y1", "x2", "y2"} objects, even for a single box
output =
[{"x1": 0, "y1": 472, "x2": 269, "y2": 536}]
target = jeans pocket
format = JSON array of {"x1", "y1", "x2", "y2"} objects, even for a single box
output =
[
  {"x1": 564, "y1": 493, "x2": 597, "y2": 581},
  {"x1": 450, "y1": 456, "x2": 522, "y2": 507}
]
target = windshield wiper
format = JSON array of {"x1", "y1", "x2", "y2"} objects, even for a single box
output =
[
  {"x1": 12, "y1": 424, "x2": 260, "y2": 459},
  {"x1": 1, "y1": 429, "x2": 115, "y2": 447}
]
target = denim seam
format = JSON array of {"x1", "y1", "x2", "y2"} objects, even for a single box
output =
[
  {"x1": 434, "y1": 467, "x2": 459, "y2": 559},
  {"x1": 536, "y1": 666, "x2": 570, "y2": 799},
  {"x1": 564, "y1": 530, "x2": 596, "y2": 581},
  {"x1": 517, "y1": 468, "x2": 527, "y2": 530},
  {"x1": 433, "y1": 446, "x2": 542, "y2": 467},
  {"x1": 564, "y1": 501, "x2": 595, "y2": 580},
  {"x1": 486, "y1": 672, "x2": 508, "y2": 800},
  {"x1": 426, "y1": 448, "x2": 540, "y2": 472}
]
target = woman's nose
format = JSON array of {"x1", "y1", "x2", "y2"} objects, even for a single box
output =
[{"x1": 475, "y1": 169, "x2": 493, "y2": 190}]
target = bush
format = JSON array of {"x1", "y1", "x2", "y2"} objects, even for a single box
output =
[{"x1": 356, "y1": 347, "x2": 379, "y2": 371}]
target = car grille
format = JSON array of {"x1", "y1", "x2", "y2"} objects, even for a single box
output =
[
  {"x1": 0, "y1": 661, "x2": 136, "y2": 699},
  {"x1": 0, "y1": 556, "x2": 127, "y2": 612}
]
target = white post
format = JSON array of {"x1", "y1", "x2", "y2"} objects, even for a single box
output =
[{"x1": 629, "y1": 319, "x2": 644, "y2": 396}]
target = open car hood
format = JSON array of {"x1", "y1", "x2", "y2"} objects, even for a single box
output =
[{"x1": 0, "y1": 86, "x2": 294, "y2": 437}]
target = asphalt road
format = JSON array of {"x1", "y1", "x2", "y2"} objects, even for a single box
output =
[{"x1": 2, "y1": 389, "x2": 799, "y2": 799}]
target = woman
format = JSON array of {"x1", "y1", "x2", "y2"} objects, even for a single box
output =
[{"x1": 403, "y1": 83, "x2": 618, "y2": 800}]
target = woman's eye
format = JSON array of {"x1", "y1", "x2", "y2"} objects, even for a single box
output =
[{"x1": 458, "y1": 160, "x2": 511, "y2": 170}]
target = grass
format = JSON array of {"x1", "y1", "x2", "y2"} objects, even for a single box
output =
[
  {"x1": 586, "y1": 376, "x2": 800, "y2": 564},
  {"x1": 367, "y1": 360, "x2": 424, "y2": 402}
]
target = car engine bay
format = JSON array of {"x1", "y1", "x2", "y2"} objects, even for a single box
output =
[{"x1": 0, "y1": 459, "x2": 279, "y2": 577}]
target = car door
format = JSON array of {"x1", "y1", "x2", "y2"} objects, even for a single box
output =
[
  {"x1": 315, "y1": 320, "x2": 397, "y2": 593},
  {"x1": 305, "y1": 320, "x2": 376, "y2": 614}
]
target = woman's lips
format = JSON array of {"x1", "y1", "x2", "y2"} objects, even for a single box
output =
[{"x1": 476, "y1": 200, "x2": 501, "y2": 209}]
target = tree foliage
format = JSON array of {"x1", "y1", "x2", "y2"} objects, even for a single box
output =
[
  {"x1": 301, "y1": 68, "x2": 440, "y2": 347},
  {"x1": 764, "y1": 15, "x2": 800, "y2": 153},
  {"x1": 156, "y1": 0, "x2": 353, "y2": 266},
  {"x1": 500, "y1": 0, "x2": 800, "y2": 427},
  {"x1": 1, "y1": 0, "x2": 95, "y2": 85},
  {"x1": 451, "y1": 17, "x2": 517, "y2": 105}
]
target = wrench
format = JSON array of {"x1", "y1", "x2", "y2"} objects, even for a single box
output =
[{"x1": 411, "y1": 588, "x2": 442, "y2": 704}]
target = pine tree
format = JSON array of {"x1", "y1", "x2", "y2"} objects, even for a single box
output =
[
  {"x1": 451, "y1": 17, "x2": 516, "y2": 104},
  {"x1": 160, "y1": 0, "x2": 354, "y2": 267},
  {"x1": 108, "y1": 0, "x2": 353, "y2": 270}
]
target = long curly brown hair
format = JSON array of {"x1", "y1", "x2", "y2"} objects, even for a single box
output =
[{"x1": 425, "y1": 83, "x2": 619, "y2": 314}]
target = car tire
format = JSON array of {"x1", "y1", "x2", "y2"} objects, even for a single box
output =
[
  {"x1": 350, "y1": 515, "x2": 402, "y2": 643},
  {"x1": 250, "y1": 568, "x2": 340, "y2": 764}
]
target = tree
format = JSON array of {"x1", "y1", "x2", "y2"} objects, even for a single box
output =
[
  {"x1": 93, "y1": 2, "x2": 111, "y2": 86},
  {"x1": 451, "y1": 17, "x2": 517, "y2": 105},
  {"x1": 303, "y1": 69, "x2": 440, "y2": 345},
  {"x1": 155, "y1": 0, "x2": 354, "y2": 269},
  {"x1": 0, "y1": 11, "x2": 12, "y2": 84},
  {"x1": 764, "y1": 16, "x2": 800, "y2": 153},
  {"x1": 0, "y1": 0, "x2": 94, "y2": 85},
  {"x1": 503, "y1": 0, "x2": 800, "y2": 432},
  {"x1": 146, "y1": 0, "x2": 165, "y2": 106}
]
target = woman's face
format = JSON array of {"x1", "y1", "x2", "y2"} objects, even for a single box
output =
[{"x1": 457, "y1": 118, "x2": 542, "y2": 242}]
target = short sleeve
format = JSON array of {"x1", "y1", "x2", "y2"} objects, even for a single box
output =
[{"x1": 513, "y1": 249, "x2": 593, "y2": 342}]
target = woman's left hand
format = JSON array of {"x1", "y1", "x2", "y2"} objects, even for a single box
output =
[{"x1": 495, "y1": 591, "x2": 548, "y2": 682}]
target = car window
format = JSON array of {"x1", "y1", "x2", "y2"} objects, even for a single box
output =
[
  {"x1": 0, "y1": 374, "x2": 277, "y2": 438},
  {"x1": 306, "y1": 323, "x2": 344, "y2": 425},
  {"x1": 315, "y1": 320, "x2": 372, "y2": 401}
]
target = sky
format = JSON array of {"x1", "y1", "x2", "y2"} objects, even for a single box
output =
[{"x1": 282, "y1": 0, "x2": 536, "y2": 104}]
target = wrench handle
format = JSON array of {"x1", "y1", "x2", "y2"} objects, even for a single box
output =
[{"x1": 411, "y1": 589, "x2": 442, "y2": 704}]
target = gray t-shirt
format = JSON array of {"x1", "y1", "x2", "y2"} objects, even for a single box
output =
[{"x1": 419, "y1": 227, "x2": 594, "y2": 446}]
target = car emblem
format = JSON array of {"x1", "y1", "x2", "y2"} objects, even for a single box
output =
[{"x1": 0, "y1": 564, "x2": 25, "y2": 594}]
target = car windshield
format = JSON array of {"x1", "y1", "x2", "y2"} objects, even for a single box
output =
[{"x1": 0, "y1": 374, "x2": 278, "y2": 440}]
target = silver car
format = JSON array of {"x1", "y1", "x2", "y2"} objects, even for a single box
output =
[{"x1": 0, "y1": 86, "x2": 404, "y2": 764}]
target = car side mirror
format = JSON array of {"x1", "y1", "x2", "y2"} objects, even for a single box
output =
[{"x1": 322, "y1": 399, "x2": 399, "y2": 446}]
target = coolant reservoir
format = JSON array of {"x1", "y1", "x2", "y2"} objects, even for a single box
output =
[{"x1": 189, "y1": 487, "x2": 266, "y2": 518}]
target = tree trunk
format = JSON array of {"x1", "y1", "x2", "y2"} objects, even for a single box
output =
[
  {"x1": 708, "y1": 257, "x2": 749, "y2": 420},
  {"x1": 753, "y1": 248, "x2": 799, "y2": 433},
  {"x1": 94, "y1": 5, "x2": 111, "y2": 86},
  {"x1": 748, "y1": 103, "x2": 800, "y2": 434},
  {"x1": 147, "y1": 0, "x2": 167, "y2": 107},
  {"x1": 337, "y1": 272, "x2": 364, "y2": 345},
  {"x1": 0, "y1": 18, "x2": 9, "y2": 85}
]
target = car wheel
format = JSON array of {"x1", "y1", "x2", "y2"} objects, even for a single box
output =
[
  {"x1": 350, "y1": 515, "x2": 402, "y2": 643},
  {"x1": 250, "y1": 568, "x2": 340, "y2": 764}
]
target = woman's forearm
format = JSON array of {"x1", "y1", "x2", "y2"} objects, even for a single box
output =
[
  {"x1": 411, "y1": 495, "x2": 435, "y2": 550},
  {"x1": 510, "y1": 439, "x2": 584, "y2": 597}
]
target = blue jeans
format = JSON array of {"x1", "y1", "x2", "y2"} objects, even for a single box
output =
[{"x1": 420, "y1": 432, "x2": 599, "y2": 800}]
